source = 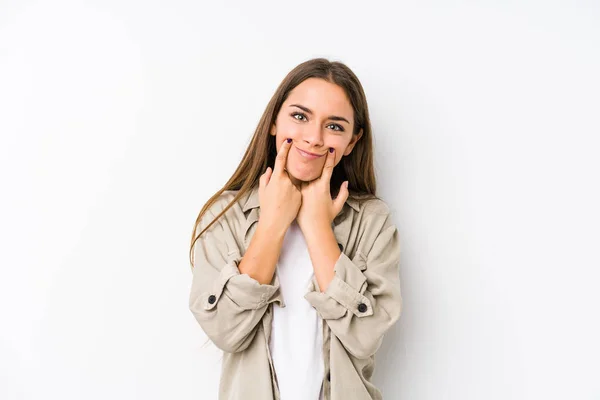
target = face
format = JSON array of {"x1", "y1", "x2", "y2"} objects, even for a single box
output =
[{"x1": 270, "y1": 77, "x2": 363, "y2": 187}]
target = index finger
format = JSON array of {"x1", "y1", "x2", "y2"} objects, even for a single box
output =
[
  {"x1": 273, "y1": 138, "x2": 293, "y2": 176},
  {"x1": 320, "y1": 147, "x2": 335, "y2": 183}
]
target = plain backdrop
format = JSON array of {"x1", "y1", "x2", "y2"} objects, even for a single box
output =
[{"x1": 1, "y1": 1, "x2": 599, "y2": 399}]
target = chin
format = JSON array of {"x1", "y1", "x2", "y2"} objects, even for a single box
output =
[{"x1": 288, "y1": 164, "x2": 319, "y2": 183}]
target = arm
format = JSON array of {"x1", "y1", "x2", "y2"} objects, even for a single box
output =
[
  {"x1": 304, "y1": 211, "x2": 402, "y2": 359},
  {"x1": 238, "y1": 218, "x2": 286, "y2": 285},
  {"x1": 189, "y1": 205, "x2": 285, "y2": 353},
  {"x1": 302, "y1": 221, "x2": 339, "y2": 293}
]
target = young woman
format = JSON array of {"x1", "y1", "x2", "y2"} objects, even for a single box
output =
[{"x1": 189, "y1": 58, "x2": 402, "y2": 400}]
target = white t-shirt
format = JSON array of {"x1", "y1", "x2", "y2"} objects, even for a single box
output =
[{"x1": 269, "y1": 219, "x2": 325, "y2": 400}]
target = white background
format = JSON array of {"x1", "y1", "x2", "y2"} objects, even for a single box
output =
[{"x1": 1, "y1": 1, "x2": 599, "y2": 399}]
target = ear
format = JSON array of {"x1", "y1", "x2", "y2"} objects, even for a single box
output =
[
  {"x1": 270, "y1": 122, "x2": 277, "y2": 136},
  {"x1": 343, "y1": 128, "x2": 363, "y2": 156}
]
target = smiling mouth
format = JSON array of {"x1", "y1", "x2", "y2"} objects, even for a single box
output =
[{"x1": 295, "y1": 146, "x2": 325, "y2": 159}]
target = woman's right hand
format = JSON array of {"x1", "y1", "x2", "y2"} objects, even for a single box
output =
[{"x1": 258, "y1": 138, "x2": 302, "y2": 236}]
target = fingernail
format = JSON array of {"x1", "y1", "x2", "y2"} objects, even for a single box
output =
[
  {"x1": 329, "y1": 147, "x2": 334, "y2": 153},
  {"x1": 287, "y1": 138, "x2": 292, "y2": 143},
  {"x1": 344, "y1": 181, "x2": 349, "y2": 188}
]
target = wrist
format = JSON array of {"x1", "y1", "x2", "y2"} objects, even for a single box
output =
[
  {"x1": 256, "y1": 218, "x2": 288, "y2": 241},
  {"x1": 301, "y1": 220, "x2": 334, "y2": 242},
  {"x1": 301, "y1": 216, "x2": 331, "y2": 231}
]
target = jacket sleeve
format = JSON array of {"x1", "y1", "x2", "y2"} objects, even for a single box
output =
[
  {"x1": 189, "y1": 205, "x2": 282, "y2": 353},
  {"x1": 304, "y1": 210, "x2": 402, "y2": 359}
]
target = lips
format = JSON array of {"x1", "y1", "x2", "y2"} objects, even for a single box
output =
[{"x1": 295, "y1": 146, "x2": 325, "y2": 159}]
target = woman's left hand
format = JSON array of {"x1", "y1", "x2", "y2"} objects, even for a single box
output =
[{"x1": 297, "y1": 147, "x2": 349, "y2": 231}]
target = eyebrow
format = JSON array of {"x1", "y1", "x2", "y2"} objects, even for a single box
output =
[{"x1": 289, "y1": 104, "x2": 350, "y2": 124}]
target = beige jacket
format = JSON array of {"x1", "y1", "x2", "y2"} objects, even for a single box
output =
[{"x1": 189, "y1": 184, "x2": 402, "y2": 399}]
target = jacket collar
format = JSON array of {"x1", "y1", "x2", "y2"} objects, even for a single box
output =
[{"x1": 242, "y1": 184, "x2": 361, "y2": 213}]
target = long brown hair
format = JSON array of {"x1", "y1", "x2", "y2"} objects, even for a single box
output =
[{"x1": 189, "y1": 58, "x2": 379, "y2": 269}]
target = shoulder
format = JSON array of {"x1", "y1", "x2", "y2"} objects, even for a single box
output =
[
  {"x1": 214, "y1": 189, "x2": 243, "y2": 210},
  {"x1": 350, "y1": 192, "x2": 393, "y2": 221},
  {"x1": 351, "y1": 195, "x2": 397, "y2": 236},
  {"x1": 341, "y1": 194, "x2": 399, "y2": 260},
  {"x1": 357, "y1": 197, "x2": 391, "y2": 216},
  {"x1": 198, "y1": 189, "x2": 247, "y2": 231}
]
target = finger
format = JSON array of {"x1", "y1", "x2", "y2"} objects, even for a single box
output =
[
  {"x1": 258, "y1": 167, "x2": 271, "y2": 198},
  {"x1": 261, "y1": 166, "x2": 272, "y2": 187},
  {"x1": 273, "y1": 138, "x2": 293, "y2": 177},
  {"x1": 333, "y1": 181, "x2": 349, "y2": 216},
  {"x1": 320, "y1": 147, "x2": 336, "y2": 183}
]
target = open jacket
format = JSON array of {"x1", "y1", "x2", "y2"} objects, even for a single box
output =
[{"x1": 189, "y1": 184, "x2": 402, "y2": 399}]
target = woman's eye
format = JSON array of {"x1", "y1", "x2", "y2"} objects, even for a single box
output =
[
  {"x1": 328, "y1": 123, "x2": 344, "y2": 132},
  {"x1": 292, "y1": 112, "x2": 307, "y2": 121}
]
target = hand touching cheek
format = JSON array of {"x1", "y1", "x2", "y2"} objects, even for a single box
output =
[{"x1": 296, "y1": 147, "x2": 349, "y2": 231}]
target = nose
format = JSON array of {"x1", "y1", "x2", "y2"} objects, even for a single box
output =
[{"x1": 302, "y1": 123, "x2": 324, "y2": 147}]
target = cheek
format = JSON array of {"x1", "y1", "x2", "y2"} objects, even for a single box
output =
[
  {"x1": 334, "y1": 151, "x2": 344, "y2": 165},
  {"x1": 333, "y1": 140, "x2": 350, "y2": 159},
  {"x1": 277, "y1": 123, "x2": 303, "y2": 141}
]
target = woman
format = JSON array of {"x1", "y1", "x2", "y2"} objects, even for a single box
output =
[{"x1": 189, "y1": 58, "x2": 402, "y2": 400}]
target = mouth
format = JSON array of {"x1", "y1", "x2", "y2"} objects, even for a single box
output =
[{"x1": 295, "y1": 146, "x2": 325, "y2": 160}]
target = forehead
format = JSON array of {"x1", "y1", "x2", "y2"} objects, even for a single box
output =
[{"x1": 284, "y1": 78, "x2": 353, "y2": 117}]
